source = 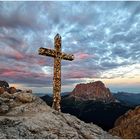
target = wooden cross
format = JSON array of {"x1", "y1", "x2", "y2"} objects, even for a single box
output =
[{"x1": 38, "y1": 34, "x2": 74, "y2": 111}]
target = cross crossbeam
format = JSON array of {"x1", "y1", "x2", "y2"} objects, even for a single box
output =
[
  {"x1": 38, "y1": 34, "x2": 74, "y2": 111},
  {"x1": 39, "y1": 47, "x2": 74, "y2": 60}
]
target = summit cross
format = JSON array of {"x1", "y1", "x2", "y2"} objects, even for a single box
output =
[{"x1": 38, "y1": 34, "x2": 74, "y2": 111}]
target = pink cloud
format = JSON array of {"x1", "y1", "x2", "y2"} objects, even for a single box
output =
[
  {"x1": 37, "y1": 59, "x2": 47, "y2": 66},
  {"x1": 1, "y1": 71, "x2": 17, "y2": 77},
  {"x1": 0, "y1": 68, "x2": 47, "y2": 79},
  {"x1": 14, "y1": 51, "x2": 24, "y2": 60},
  {"x1": 74, "y1": 52, "x2": 93, "y2": 60},
  {"x1": 64, "y1": 71, "x2": 88, "y2": 79},
  {"x1": 0, "y1": 47, "x2": 24, "y2": 60}
]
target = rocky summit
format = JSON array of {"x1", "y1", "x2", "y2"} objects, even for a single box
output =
[
  {"x1": 0, "y1": 90, "x2": 117, "y2": 139},
  {"x1": 70, "y1": 81, "x2": 115, "y2": 102},
  {"x1": 109, "y1": 106, "x2": 140, "y2": 139}
]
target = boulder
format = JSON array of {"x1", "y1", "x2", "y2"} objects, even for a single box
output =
[
  {"x1": 0, "y1": 92, "x2": 35, "y2": 106},
  {"x1": 0, "y1": 91, "x2": 13, "y2": 99},
  {"x1": 22, "y1": 89, "x2": 32, "y2": 94},
  {"x1": 0, "y1": 92, "x2": 12, "y2": 99},
  {"x1": 0, "y1": 87, "x2": 5, "y2": 94},
  {"x1": 0, "y1": 80, "x2": 9, "y2": 89},
  {"x1": 8, "y1": 87, "x2": 17, "y2": 94},
  {"x1": 16, "y1": 89, "x2": 22, "y2": 92},
  {"x1": 15, "y1": 92, "x2": 35, "y2": 103}
]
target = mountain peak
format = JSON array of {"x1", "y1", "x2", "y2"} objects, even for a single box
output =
[{"x1": 70, "y1": 81, "x2": 114, "y2": 102}]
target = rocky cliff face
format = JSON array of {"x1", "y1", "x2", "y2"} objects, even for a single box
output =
[
  {"x1": 109, "y1": 106, "x2": 140, "y2": 139},
  {"x1": 0, "y1": 91, "x2": 117, "y2": 139},
  {"x1": 70, "y1": 81, "x2": 114, "y2": 102}
]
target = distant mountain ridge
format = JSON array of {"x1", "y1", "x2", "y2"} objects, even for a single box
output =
[
  {"x1": 114, "y1": 92, "x2": 140, "y2": 106},
  {"x1": 33, "y1": 92, "x2": 70, "y2": 97}
]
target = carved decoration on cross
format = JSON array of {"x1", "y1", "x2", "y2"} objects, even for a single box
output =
[{"x1": 38, "y1": 33, "x2": 74, "y2": 111}]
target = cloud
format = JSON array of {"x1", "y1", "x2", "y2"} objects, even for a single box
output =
[
  {"x1": 0, "y1": 1, "x2": 140, "y2": 92},
  {"x1": 74, "y1": 52, "x2": 93, "y2": 60},
  {"x1": 0, "y1": 2, "x2": 45, "y2": 30}
]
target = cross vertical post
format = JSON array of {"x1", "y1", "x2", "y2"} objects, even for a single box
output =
[
  {"x1": 38, "y1": 33, "x2": 74, "y2": 111},
  {"x1": 52, "y1": 34, "x2": 61, "y2": 111}
]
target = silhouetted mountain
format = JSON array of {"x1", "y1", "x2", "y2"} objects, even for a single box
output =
[
  {"x1": 33, "y1": 93, "x2": 51, "y2": 97},
  {"x1": 34, "y1": 92, "x2": 70, "y2": 97},
  {"x1": 114, "y1": 92, "x2": 140, "y2": 106},
  {"x1": 61, "y1": 92, "x2": 71, "y2": 96},
  {"x1": 41, "y1": 94, "x2": 53, "y2": 106}
]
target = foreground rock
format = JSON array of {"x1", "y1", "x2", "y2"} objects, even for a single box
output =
[
  {"x1": 0, "y1": 92, "x2": 117, "y2": 139},
  {"x1": 109, "y1": 106, "x2": 140, "y2": 139},
  {"x1": 70, "y1": 81, "x2": 115, "y2": 102}
]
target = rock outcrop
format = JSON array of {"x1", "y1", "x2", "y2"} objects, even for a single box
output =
[
  {"x1": 0, "y1": 80, "x2": 16, "y2": 94},
  {"x1": 0, "y1": 80, "x2": 32, "y2": 95},
  {"x1": 0, "y1": 91, "x2": 117, "y2": 139},
  {"x1": 70, "y1": 81, "x2": 114, "y2": 102},
  {"x1": 0, "y1": 80, "x2": 9, "y2": 89},
  {"x1": 8, "y1": 87, "x2": 17, "y2": 94},
  {"x1": 22, "y1": 89, "x2": 32, "y2": 94},
  {"x1": 109, "y1": 106, "x2": 140, "y2": 139}
]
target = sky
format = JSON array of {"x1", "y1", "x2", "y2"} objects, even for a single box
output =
[{"x1": 0, "y1": 1, "x2": 140, "y2": 94}]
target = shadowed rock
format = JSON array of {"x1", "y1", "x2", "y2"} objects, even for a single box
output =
[
  {"x1": 0, "y1": 81, "x2": 9, "y2": 89},
  {"x1": 109, "y1": 106, "x2": 140, "y2": 139}
]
